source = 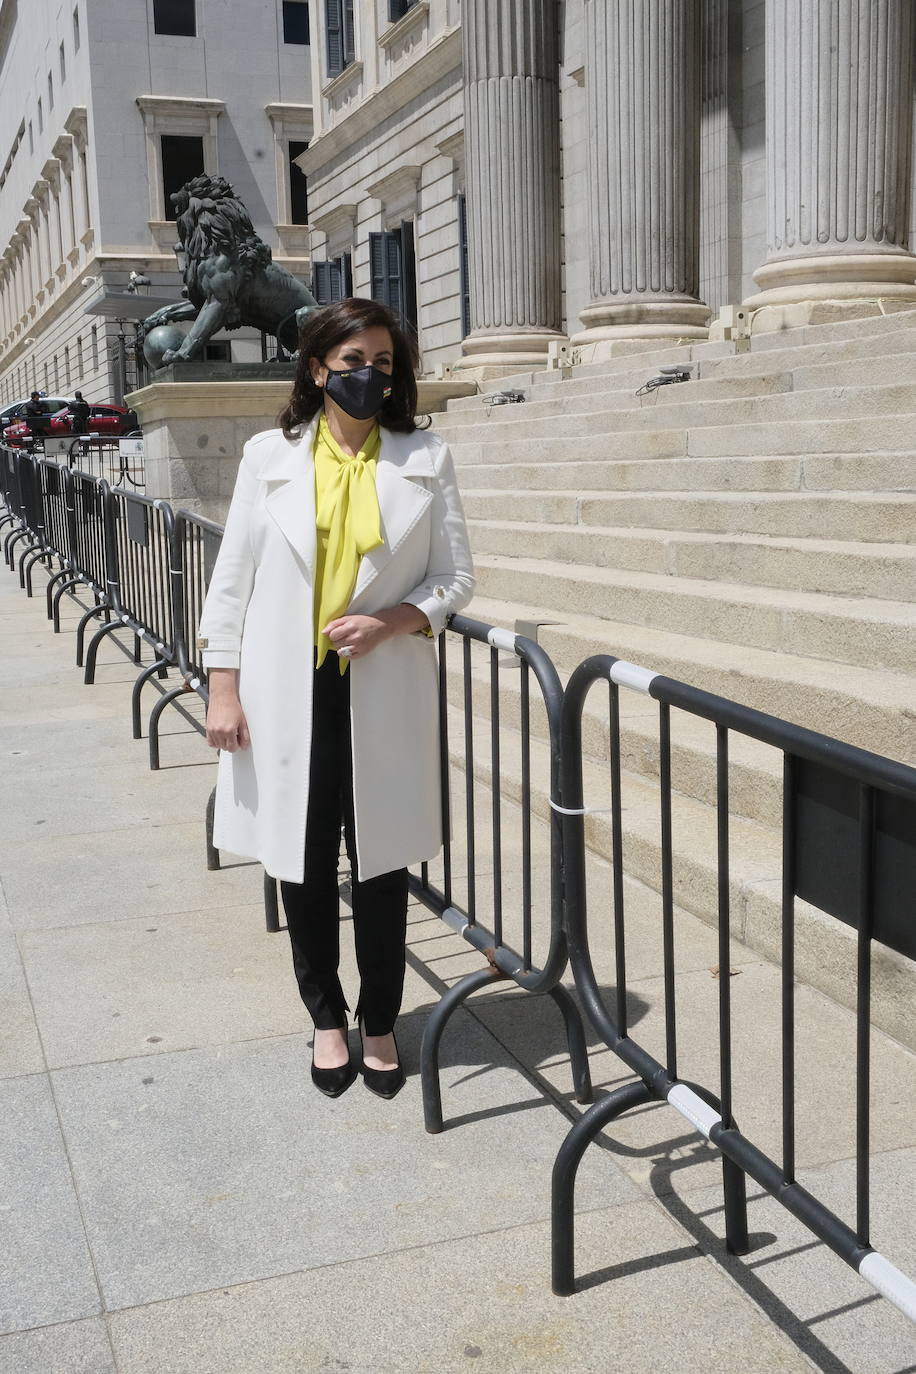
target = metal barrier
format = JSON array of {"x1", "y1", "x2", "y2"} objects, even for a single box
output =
[
  {"x1": 409, "y1": 612, "x2": 593, "y2": 1131},
  {"x1": 85, "y1": 488, "x2": 178, "y2": 734},
  {"x1": 3, "y1": 442, "x2": 914, "y2": 1331},
  {"x1": 551, "y1": 653, "x2": 916, "y2": 1328},
  {"x1": 145, "y1": 507, "x2": 223, "y2": 766}
]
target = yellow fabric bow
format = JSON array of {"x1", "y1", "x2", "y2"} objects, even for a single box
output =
[{"x1": 313, "y1": 413, "x2": 384, "y2": 673}]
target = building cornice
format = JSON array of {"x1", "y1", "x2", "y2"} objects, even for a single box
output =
[
  {"x1": 378, "y1": 0, "x2": 429, "y2": 50},
  {"x1": 265, "y1": 102, "x2": 314, "y2": 130},
  {"x1": 366, "y1": 165, "x2": 421, "y2": 205},
  {"x1": 304, "y1": 26, "x2": 461, "y2": 175},
  {"x1": 135, "y1": 95, "x2": 226, "y2": 118},
  {"x1": 64, "y1": 106, "x2": 88, "y2": 143}
]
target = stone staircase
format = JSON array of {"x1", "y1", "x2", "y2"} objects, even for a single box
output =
[{"x1": 428, "y1": 307, "x2": 916, "y2": 1050}]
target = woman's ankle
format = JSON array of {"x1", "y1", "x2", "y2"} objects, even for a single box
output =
[{"x1": 312, "y1": 1025, "x2": 350, "y2": 1069}]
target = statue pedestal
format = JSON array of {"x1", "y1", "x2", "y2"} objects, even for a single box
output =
[
  {"x1": 125, "y1": 379, "x2": 293, "y2": 522},
  {"x1": 126, "y1": 375, "x2": 477, "y2": 523}
]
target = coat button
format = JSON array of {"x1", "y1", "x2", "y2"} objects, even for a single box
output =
[{"x1": 433, "y1": 585, "x2": 446, "y2": 599}]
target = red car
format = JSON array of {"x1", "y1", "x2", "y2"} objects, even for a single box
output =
[{"x1": 3, "y1": 403, "x2": 139, "y2": 447}]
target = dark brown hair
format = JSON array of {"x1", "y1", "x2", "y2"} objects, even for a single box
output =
[{"x1": 278, "y1": 297, "x2": 428, "y2": 439}]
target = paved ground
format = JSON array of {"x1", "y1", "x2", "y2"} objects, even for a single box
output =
[{"x1": 1, "y1": 553, "x2": 915, "y2": 1373}]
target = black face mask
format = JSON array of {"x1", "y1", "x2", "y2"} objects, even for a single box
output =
[{"x1": 324, "y1": 364, "x2": 393, "y2": 420}]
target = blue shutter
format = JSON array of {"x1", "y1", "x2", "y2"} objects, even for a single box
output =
[
  {"x1": 326, "y1": 0, "x2": 343, "y2": 76},
  {"x1": 458, "y1": 193, "x2": 470, "y2": 337}
]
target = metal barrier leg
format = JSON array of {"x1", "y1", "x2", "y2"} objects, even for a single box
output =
[
  {"x1": 205, "y1": 787, "x2": 220, "y2": 870},
  {"x1": 4, "y1": 527, "x2": 27, "y2": 565},
  {"x1": 551, "y1": 1080, "x2": 654, "y2": 1296},
  {"x1": 148, "y1": 683, "x2": 189, "y2": 769},
  {"x1": 20, "y1": 543, "x2": 46, "y2": 594},
  {"x1": 84, "y1": 619, "x2": 122, "y2": 684},
  {"x1": 75, "y1": 603, "x2": 109, "y2": 666},
  {"x1": 420, "y1": 964, "x2": 505, "y2": 1135},
  {"x1": 131, "y1": 657, "x2": 170, "y2": 739},
  {"x1": 722, "y1": 1154, "x2": 750, "y2": 1256},
  {"x1": 45, "y1": 568, "x2": 76, "y2": 621},
  {"x1": 264, "y1": 873, "x2": 280, "y2": 933},
  {"x1": 546, "y1": 983, "x2": 594, "y2": 1105}
]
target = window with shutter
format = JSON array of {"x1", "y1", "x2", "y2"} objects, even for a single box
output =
[
  {"x1": 369, "y1": 227, "x2": 417, "y2": 336},
  {"x1": 388, "y1": 0, "x2": 418, "y2": 21},
  {"x1": 312, "y1": 255, "x2": 352, "y2": 305},
  {"x1": 458, "y1": 193, "x2": 471, "y2": 337},
  {"x1": 326, "y1": 0, "x2": 355, "y2": 77}
]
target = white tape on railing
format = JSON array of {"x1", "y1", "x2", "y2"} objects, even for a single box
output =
[
  {"x1": 609, "y1": 660, "x2": 659, "y2": 694},
  {"x1": 859, "y1": 1253, "x2": 916, "y2": 1325},
  {"x1": 486, "y1": 626, "x2": 518, "y2": 654},
  {"x1": 667, "y1": 1083, "x2": 723, "y2": 1139}
]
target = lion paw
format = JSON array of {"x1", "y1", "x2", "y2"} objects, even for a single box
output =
[{"x1": 161, "y1": 349, "x2": 179, "y2": 364}]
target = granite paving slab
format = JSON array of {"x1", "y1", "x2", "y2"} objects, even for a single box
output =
[
  {"x1": 676, "y1": 1147, "x2": 916, "y2": 1374},
  {"x1": 0, "y1": 1319, "x2": 115, "y2": 1374},
  {"x1": 1, "y1": 821, "x2": 262, "y2": 931},
  {"x1": 0, "y1": 1075, "x2": 101, "y2": 1333},
  {"x1": 0, "y1": 925, "x2": 44, "y2": 1077},
  {"x1": 49, "y1": 1013, "x2": 640, "y2": 1311},
  {"x1": 105, "y1": 1198, "x2": 810, "y2": 1374}
]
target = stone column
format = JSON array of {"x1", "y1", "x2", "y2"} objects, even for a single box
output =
[
  {"x1": 455, "y1": 0, "x2": 565, "y2": 376},
  {"x1": 745, "y1": 0, "x2": 916, "y2": 327},
  {"x1": 574, "y1": 0, "x2": 709, "y2": 346}
]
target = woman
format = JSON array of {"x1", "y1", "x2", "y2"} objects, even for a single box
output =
[{"x1": 198, "y1": 298, "x2": 475, "y2": 1100}]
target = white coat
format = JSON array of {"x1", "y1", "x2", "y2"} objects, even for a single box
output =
[{"x1": 197, "y1": 415, "x2": 475, "y2": 883}]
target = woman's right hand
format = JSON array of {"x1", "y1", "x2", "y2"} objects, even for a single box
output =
[{"x1": 205, "y1": 669, "x2": 251, "y2": 751}]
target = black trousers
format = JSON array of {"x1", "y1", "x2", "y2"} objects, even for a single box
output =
[{"x1": 280, "y1": 653, "x2": 408, "y2": 1037}]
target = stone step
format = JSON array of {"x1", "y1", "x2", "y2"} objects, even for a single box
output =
[
  {"x1": 461, "y1": 489, "x2": 916, "y2": 542},
  {"x1": 472, "y1": 554, "x2": 916, "y2": 675},
  {"x1": 435, "y1": 383, "x2": 916, "y2": 446},
  {"x1": 697, "y1": 318, "x2": 916, "y2": 381},
  {"x1": 466, "y1": 518, "x2": 916, "y2": 601},
  {"x1": 449, "y1": 415, "x2": 916, "y2": 465},
  {"x1": 442, "y1": 308, "x2": 916, "y2": 405},
  {"x1": 438, "y1": 368, "x2": 795, "y2": 420},
  {"x1": 455, "y1": 450, "x2": 916, "y2": 493},
  {"x1": 463, "y1": 594, "x2": 916, "y2": 766},
  {"x1": 572, "y1": 490, "x2": 916, "y2": 542},
  {"x1": 444, "y1": 688, "x2": 916, "y2": 1052},
  {"x1": 455, "y1": 351, "x2": 916, "y2": 423}
]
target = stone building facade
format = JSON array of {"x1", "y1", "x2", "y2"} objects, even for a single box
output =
[
  {"x1": 303, "y1": 0, "x2": 916, "y2": 376},
  {"x1": 0, "y1": 0, "x2": 314, "y2": 405}
]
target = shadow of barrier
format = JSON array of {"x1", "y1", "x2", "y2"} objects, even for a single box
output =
[
  {"x1": 2, "y1": 444, "x2": 916, "y2": 1331},
  {"x1": 552, "y1": 653, "x2": 916, "y2": 1328}
]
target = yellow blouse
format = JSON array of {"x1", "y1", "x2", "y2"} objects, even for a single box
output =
[{"x1": 313, "y1": 414, "x2": 384, "y2": 672}]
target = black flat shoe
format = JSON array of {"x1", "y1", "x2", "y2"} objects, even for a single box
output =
[
  {"x1": 310, "y1": 1056, "x2": 357, "y2": 1098},
  {"x1": 359, "y1": 1029, "x2": 405, "y2": 1100}
]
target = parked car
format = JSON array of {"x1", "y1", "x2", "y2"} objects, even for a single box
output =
[
  {"x1": 2, "y1": 403, "x2": 139, "y2": 447},
  {"x1": 0, "y1": 396, "x2": 73, "y2": 428}
]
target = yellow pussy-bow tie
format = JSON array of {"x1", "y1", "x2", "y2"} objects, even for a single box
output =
[{"x1": 314, "y1": 414, "x2": 384, "y2": 673}]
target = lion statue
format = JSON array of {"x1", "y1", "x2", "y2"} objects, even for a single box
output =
[{"x1": 140, "y1": 174, "x2": 318, "y2": 364}]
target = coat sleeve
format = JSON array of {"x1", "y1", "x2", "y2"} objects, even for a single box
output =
[
  {"x1": 197, "y1": 447, "x2": 259, "y2": 670},
  {"x1": 399, "y1": 439, "x2": 475, "y2": 637}
]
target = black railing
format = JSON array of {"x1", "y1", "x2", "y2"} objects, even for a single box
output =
[
  {"x1": 2, "y1": 441, "x2": 915, "y2": 1332},
  {"x1": 409, "y1": 613, "x2": 593, "y2": 1131},
  {"x1": 551, "y1": 654, "x2": 916, "y2": 1327}
]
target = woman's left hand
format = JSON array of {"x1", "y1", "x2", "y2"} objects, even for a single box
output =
[{"x1": 323, "y1": 614, "x2": 390, "y2": 660}]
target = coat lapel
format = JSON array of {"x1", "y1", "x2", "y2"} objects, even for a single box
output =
[
  {"x1": 350, "y1": 428, "x2": 434, "y2": 603},
  {"x1": 262, "y1": 417, "x2": 318, "y2": 571}
]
